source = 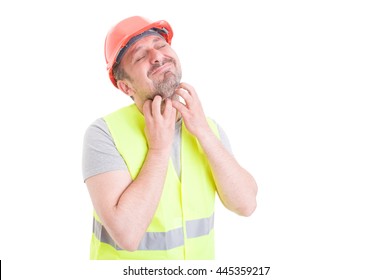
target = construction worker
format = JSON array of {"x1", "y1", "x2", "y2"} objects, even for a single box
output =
[{"x1": 82, "y1": 16, "x2": 258, "y2": 260}]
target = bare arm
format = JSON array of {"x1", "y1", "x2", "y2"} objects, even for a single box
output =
[
  {"x1": 172, "y1": 83, "x2": 258, "y2": 216},
  {"x1": 86, "y1": 96, "x2": 177, "y2": 251}
]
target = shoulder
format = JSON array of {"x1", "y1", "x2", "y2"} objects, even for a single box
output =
[
  {"x1": 85, "y1": 118, "x2": 111, "y2": 137},
  {"x1": 83, "y1": 118, "x2": 115, "y2": 147},
  {"x1": 85, "y1": 118, "x2": 109, "y2": 133}
]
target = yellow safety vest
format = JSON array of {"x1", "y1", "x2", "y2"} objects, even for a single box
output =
[{"x1": 90, "y1": 104, "x2": 220, "y2": 260}]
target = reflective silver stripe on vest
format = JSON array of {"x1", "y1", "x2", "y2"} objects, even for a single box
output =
[
  {"x1": 93, "y1": 217, "x2": 122, "y2": 250},
  {"x1": 186, "y1": 213, "x2": 214, "y2": 238},
  {"x1": 93, "y1": 213, "x2": 214, "y2": 251},
  {"x1": 138, "y1": 227, "x2": 184, "y2": 250}
]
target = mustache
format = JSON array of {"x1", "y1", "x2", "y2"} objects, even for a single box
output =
[{"x1": 147, "y1": 58, "x2": 175, "y2": 76}]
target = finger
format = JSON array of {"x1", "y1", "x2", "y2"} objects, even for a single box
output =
[
  {"x1": 162, "y1": 98, "x2": 173, "y2": 119},
  {"x1": 174, "y1": 87, "x2": 192, "y2": 106},
  {"x1": 143, "y1": 100, "x2": 152, "y2": 118},
  {"x1": 178, "y1": 83, "x2": 196, "y2": 98},
  {"x1": 151, "y1": 95, "x2": 163, "y2": 117},
  {"x1": 172, "y1": 100, "x2": 188, "y2": 118},
  {"x1": 168, "y1": 100, "x2": 178, "y2": 123},
  {"x1": 171, "y1": 106, "x2": 178, "y2": 122}
]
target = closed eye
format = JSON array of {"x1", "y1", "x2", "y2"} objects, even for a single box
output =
[{"x1": 135, "y1": 56, "x2": 145, "y2": 62}]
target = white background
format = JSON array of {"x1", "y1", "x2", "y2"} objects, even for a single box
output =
[{"x1": 0, "y1": 0, "x2": 391, "y2": 279}]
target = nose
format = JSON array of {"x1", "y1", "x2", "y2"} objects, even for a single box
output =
[{"x1": 149, "y1": 49, "x2": 164, "y2": 65}]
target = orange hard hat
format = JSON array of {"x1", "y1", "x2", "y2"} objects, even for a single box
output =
[{"x1": 105, "y1": 16, "x2": 173, "y2": 88}]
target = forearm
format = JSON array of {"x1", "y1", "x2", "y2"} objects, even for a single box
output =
[
  {"x1": 107, "y1": 149, "x2": 171, "y2": 250},
  {"x1": 197, "y1": 128, "x2": 258, "y2": 216},
  {"x1": 171, "y1": 83, "x2": 257, "y2": 215},
  {"x1": 87, "y1": 97, "x2": 177, "y2": 251}
]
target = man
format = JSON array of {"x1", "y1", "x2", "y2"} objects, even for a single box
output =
[{"x1": 82, "y1": 16, "x2": 258, "y2": 260}]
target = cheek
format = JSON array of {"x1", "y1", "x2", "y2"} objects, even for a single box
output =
[
  {"x1": 128, "y1": 68, "x2": 148, "y2": 85},
  {"x1": 172, "y1": 55, "x2": 182, "y2": 70}
]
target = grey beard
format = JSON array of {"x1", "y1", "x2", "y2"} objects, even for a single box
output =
[{"x1": 151, "y1": 72, "x2": 181, "y2": 99}]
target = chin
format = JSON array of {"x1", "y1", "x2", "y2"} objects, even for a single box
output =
[
  {"x1": 155, "y1": 87, "x2": 178, "y2": 101},
  {"x1": 153, "y1": 74, "x2": 180, "y2": 97}
]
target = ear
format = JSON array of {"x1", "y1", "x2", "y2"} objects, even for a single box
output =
[{"x1": 117, "y1": 80, "x2": 135, "y2": 99}]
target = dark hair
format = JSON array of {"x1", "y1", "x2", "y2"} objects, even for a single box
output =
[
  {"x1": 112, "y1": 63, "x2": 131, "y2": 83},
  {"x1": 112, "y1": 63, "x2": 134, "y2": 100}
]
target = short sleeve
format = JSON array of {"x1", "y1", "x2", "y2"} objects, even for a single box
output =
[{"x1": 82, "y1": 118, "x2": 128, "y2": 182}]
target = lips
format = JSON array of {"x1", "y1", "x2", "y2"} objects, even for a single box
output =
[{"x1": 150, "y1": 63, "x2": 172, "y2": 76}]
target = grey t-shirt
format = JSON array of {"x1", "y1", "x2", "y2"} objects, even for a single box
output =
[{"x1": 82, "y1": 118, "x2": 231, "y2": 182}]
